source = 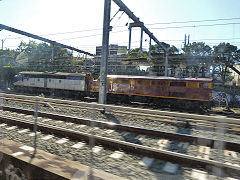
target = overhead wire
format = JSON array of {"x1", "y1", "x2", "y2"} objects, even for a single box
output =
[
  {"x1": 146, "y1": 17, "x2": 240, "y2": 26},
  {"x1": 110, "y1": 9, "x2": 121, "y2": 22},
  {"x1": 6, "y1": 28, "x2": 103, "y2": 40},
  {"x1": 2, "y1": 17, "x2": 240, "y2": 51},
  {"x1": 112, "y1": 11, "x2": 125, "y2": 28},
  {"x1": 150, "y1": 22, "x2": 240, "y2": 30},
  {"x1": 56, "y1": 30, "x2": 128, "y2": 41},
  {"x1": 5, "y1": 17, "x2": 240, "y2": 40}
]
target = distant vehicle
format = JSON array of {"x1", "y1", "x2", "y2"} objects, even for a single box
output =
[
  {"x1": 13, "y1": 72, "x2": 213, "y2": 109},
  {"x1": 13, "y1": 72, "x2": 91, "y2": 98}
]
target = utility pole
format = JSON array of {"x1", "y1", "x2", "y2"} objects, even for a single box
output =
[
  {"x1": 98, "y1": 0, "x2": 111, "y2": 104},
  {"x1": 164, "y1": 52, "x2": 168, "y2": 76},
  {"x1": 148, "y1": 38, "x2": 151, "y2": 58},
  {"x1": 1, "y1": 36, "x2": 9, "y2": 50},
  {"x1": 128, "y1": 26, "x2": 132, "y2": 55},
  {"x1": 184, "y1": 34, "x2": 187, "y2": 47},
  {"x1": 1, "y1": 39, "x2": 3, "y2": 50},
  {"x1": 139, "y1": 26, "x2": 143, "y2": 55},
  {"x1": 71, "y1": 50, "x2": 73, "y2": 67},
  {"x1": 187, "y1": 34, "x2": 190, "y2": 45},
  {"x1": 51, "y1": 44, "x2": 54, "y2": 62}
]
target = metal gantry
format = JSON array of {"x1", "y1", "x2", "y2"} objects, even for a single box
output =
[
  {"x1": 0, "y1": 24, "x2": 94, "y2": 56},
  {"x1": 113, "y1": 0, "x2": 168, "y2": 52},
  {"x1": 98, "y1": 0, "x2": 112, "y2": 104},
  {"x1": 98, "y1": 0, "x2": 170, "y2": 104}
]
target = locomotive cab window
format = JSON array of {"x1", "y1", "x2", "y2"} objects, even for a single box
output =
[
  {"x1": 137, "y1": 80, "x2": 142, "y2": 85},
  {"x1": 120, "y1": 80, "x2": 129, "y2": 84},
  {"x1": 187, "y1": 82, "x2": 198, "y2": 88},
  {"x1": 170, "y1": 82, "x2": 186, "y2": 87},
  {"x1": 143, "y1": 81, "x2": 150, "y2": 85},
  {"x1": 199, "y1": 83, "x2": 209, "y2": 88},
  {"x1": 152, "y1": 81, "x2": 167, "y2": 86},
  {"x1": 151, "y1": 81, "x2": 157, "y2": 85}
]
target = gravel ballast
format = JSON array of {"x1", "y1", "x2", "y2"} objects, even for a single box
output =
[{"x1": 1, "y1": 99, "x2": 240, "y2": 179}]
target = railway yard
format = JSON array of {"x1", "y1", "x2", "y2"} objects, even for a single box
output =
[
  {"x1": 1, "y1": 0, "x2": 240, "y2": 179},
  {"x1": 0, "y1": 92, "x2": 240, "y2": 179}
]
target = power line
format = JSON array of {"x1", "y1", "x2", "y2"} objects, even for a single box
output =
[
  {"x1": 56, "y1": 30, "x2": 128, "y2": 42},
  {"x1": 46, "y1": 23, "x2": 240, "y2": 42},
  {"x1": 146, "y1": 17, "x2": 240, "y2": 26},
  {"x1": 5, "y1": 26, "x2": 127, "y2": 40},
  {"x1": 151, "y1": 22, "x2": 240, "y2": 30},
  {"x1": 6, "y1": 28, "x2": 103, "y2": 40},
  {"x1": 4, "y1": 17, "x2": 240, "y2": 40},
  {"x1": 145, "y1": 37, "x2": 240, "y2": 42},
  {"x1": 4, "y1": 29, "x2": 128, "y2": 43}
]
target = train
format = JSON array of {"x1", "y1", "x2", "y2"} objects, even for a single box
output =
[{"x1": 13, "y1": 71, "x2": 213, "y2": 109}]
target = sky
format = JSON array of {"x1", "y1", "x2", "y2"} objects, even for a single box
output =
[{"x1": 0, "y1": 0, "x2": 240, "y2": 55}]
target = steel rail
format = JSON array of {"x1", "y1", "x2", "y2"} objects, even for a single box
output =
[
  {"x1": 1, "y1": 93, "x2": 239, "y2": 124},
  {"x1": 1, "y1": 105, "x2": 240, "y2": 152},
  {"x1": 1, "y1": 114, "x2": 240, "y2": 175},
  {"x1": 4, "y1": 98, "x2": 240, "y2": 135},
  {"x1": 4, "y1": 96, "x2": 240, "y2": 131}
]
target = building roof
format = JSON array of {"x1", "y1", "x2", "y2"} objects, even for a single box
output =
[
  {"x1": 107, "y1": 74, "x2": 212, "y2": 82},
  {"x1": 20, "y1": 71, "x2": 86, "y2": 76}
]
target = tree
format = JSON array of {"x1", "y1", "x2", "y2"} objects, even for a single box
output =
[
  {"x1": 0, "y1": 48, "x2": 20, "y2": 88},
  {"x1": 181, "y1": 42, "x2": 213, "y2": 77},
  {"x1": 127, "y1": 48, "x2": 147, "y2": 60},
  {"x1": 212, "y1": 43, "x2": 240, "y2": 108},
  {"x1": 149, "y1": 42, "x2": 179, "y2": 76},
  {"x1": 150, "y1": 42, "x2": 179, "y2": 55},
  {"x1": 182, "y1": 42, "x2": 212, "y2": 56},
  {"x1": 0, "y1": 48, "x2": 18, "y2": 66},
  {"x1": 213, "y1": 43, "x2": 239, "y2": 85},
  {"x1": 16, "y1": 40, "x2": 72, "y2": 72}
]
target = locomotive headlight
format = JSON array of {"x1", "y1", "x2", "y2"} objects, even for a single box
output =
[
  {"x1": 209, "y1": 92, "x2": 213, "y2": 100},
  {"x1": 13, "y1": 75, "x2": 21, "y2": 83}
]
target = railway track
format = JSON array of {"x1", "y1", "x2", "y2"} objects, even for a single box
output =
[
  {"x1": 1, "y1": 91, "x2": 240, "y2": 119},
  {"x1": 2, "y1": 93, "x2": 240, "y2": 136},
  {"x1": 1, "y1": 105, "x2": 240, "y2": 151},
  {"x1": 2, "y1": 92, "x2": 240, "y2": 121},
  {"x1": 1, "y1": 93, "x2": 240, "y2": 178},
  {"x1": 0, "y1": 106, "x2": 240, "y2": 179}
]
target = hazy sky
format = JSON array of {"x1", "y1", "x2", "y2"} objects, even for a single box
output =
[{"x1": 0, "y1": 0, "x2": 240, "y2": 55}]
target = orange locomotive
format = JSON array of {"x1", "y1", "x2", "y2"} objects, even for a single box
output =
[{"x1": 90, "y1": 75, "x2": 213, "y2": 109}]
